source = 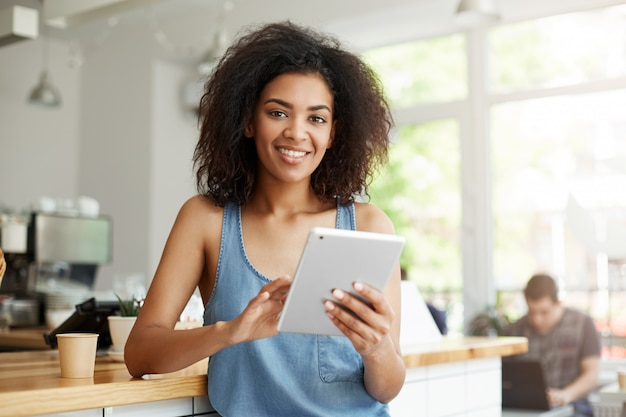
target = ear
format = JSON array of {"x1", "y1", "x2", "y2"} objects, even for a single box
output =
[{"x1": 244, "y1": 122, "x2": 254, "y2": 138}]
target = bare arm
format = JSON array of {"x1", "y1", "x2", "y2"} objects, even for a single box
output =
[
  {"x1": 0, "y1": 249, "x2": 5, "y2": 281},
  {"x1": 324, "y1": 203, "x2": 406, "y2": 403},
  {"x1": 124, "y1": 196, "x2": 290, "y2": 377},
  {"x1": 547, "y1": 356, "x2": 599, "y2": 407}
]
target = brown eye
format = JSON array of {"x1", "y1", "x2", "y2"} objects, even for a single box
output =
[{"x1": 269, "y1": 110, "x2": 287, "y2": 118}]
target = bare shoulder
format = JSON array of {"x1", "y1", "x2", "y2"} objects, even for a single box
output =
[
  {"x1": 177, "y1": 195, "x2": 223, "y2": 223},
  {"x1": 353, "y1": 202, "x2": 396, "y2": 235},
  {"x1": 173, "y1": 195, "x2": 224, "y2": 243},
  {"x1": 181, "y1": 194, "x2": 222, "y2": 214}
]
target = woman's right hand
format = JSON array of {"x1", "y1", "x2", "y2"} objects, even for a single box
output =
[{"x1": 226, "y1": 276, "x2": 291, "y2": 345}]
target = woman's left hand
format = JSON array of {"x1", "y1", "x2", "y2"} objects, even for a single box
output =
[{"x1": 324, "y1": 281, "x2": 395, "y2": 357}]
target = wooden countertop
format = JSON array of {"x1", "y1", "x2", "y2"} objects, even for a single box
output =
[
  {"x1": 0, "y1": 328, "x2": 50, "y2": 350},
  {"x1": 0, "y1": 350, "x2": 208, "y2": 417},
  {"x1": 0, "y1": 336, "x2": 527, "y2": 417},
  {"x1": 402, "y1": 336, "x2": 528, "y2": 367}
]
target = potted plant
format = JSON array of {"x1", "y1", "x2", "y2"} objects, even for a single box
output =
[
  {"x1": 468, "y1": 305, "x2": 510, "y2": 337},
  {"x1": 107, "y1": 294, "x2": 142, "y2": 354},
  {"x1": 115, "y1": 293, "x2": 142, "y2": 317}
]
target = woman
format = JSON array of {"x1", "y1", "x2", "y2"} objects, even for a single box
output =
[{"x1": 125, "y1": 21, "x2": 405, "y2": 416}]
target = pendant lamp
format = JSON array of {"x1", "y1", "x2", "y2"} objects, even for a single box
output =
[
  {"x1": 28, "y1": 33, "x2": 61, "y2": 108},
  {"x1": 196, "y1": 0, "x2": 232, "y2": 76},
  {"x1": 456, "y1": 0, "x2": 501, "y2": 28},
  {"x1": 197, "y1": 30, "x2": 228, "y2": 76}
]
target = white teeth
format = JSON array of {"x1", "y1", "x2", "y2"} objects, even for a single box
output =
[{"x1": 278, "y1": 148, "x2": 306, "y2": 158}]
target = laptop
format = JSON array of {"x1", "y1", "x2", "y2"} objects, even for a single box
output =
[{"x1": 501, "y1": 360, "x2": 551, "y2": 411}]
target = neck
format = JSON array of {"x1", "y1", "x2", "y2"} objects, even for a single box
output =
[
  {"x1": 247, "y1": 182, "x2": 329, "y2": 217},
  {"x1": 541, "y1": 305, "x2": 565, "y2": 335}
]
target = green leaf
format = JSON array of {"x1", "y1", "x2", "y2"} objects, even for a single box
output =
[{"x1": 114, "y1": 293, "x2": 142, "y2": 317}]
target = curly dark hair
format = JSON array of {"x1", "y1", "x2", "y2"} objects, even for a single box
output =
[{"x1": 193, "y1": 21, "x2": 393, "y2": 207}]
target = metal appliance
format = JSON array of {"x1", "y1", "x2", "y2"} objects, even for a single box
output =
[{"x1": 0, "y1": 212, "x2": 112, "y2": 327}]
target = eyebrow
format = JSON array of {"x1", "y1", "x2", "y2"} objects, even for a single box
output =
[{"x1": 264, "y1": 98, "x2": 332, "y2": 113}]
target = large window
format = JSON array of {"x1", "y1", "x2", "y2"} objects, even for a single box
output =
[
  {"x1": 369, "y1": 120, "x2": 463, "y2": 330},
  {"x1": 365, "y1": 36, "x2": 465, "y2": 332},
  {"x1": 364, "y1": 34, "x2": 466, "y2": 107},
  {"x1": 363, "y1": 4, "x2": 626, "y2": 348},
  {"x1": 490, "y1": 7, "x2": 626, "y2": 356},
  {"x1": 491, "y1": 90, "x2": 626, "y2": 290},
  {"x1": 489, "y1": 5, "x2": 626, "y2": 94}
]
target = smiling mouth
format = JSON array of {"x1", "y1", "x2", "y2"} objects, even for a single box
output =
[{"x1": 278, "y1": 148, "x2": 307, "y2": 158}]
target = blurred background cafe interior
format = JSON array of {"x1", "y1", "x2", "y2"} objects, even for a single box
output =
[{"x1": 2, "y1": 0, "x2": 626, "y2": 410}]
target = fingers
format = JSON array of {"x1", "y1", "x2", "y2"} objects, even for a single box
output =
[
  {"x1": 263, "y1": 275, "x2": 292, "y2": 292},
  {"x1": 324, "y1": 282, "x2": 394, "y2": 349},
  {"x1": 260, "y1": 276, "x2": 291, "y2": 303},
  {"x1": 251, "y1": 276, "x2": 293, "y2": 314},
  {"x1": 331, "y1": 283, "x2": 390, "y2": 328},
  {"x1": 230, "y1": 278, "x2": 292, "y2": 344},
  {"x1": 352, "y1": 282, "x2": 389, "y2": 314},
  {"x1": 546, "y1": 388, "x2": 567, "y2": 407}
]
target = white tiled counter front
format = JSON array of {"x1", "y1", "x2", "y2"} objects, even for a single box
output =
[
  {"x1": 390, "y1": 337, "x2": 527, "y2": 417},
  {"x1": 390, "y1": 357, "x2": 501, "y2": 417},
  {"x1": 36, "y1": 397, "x2": 216, "y2": 417}
]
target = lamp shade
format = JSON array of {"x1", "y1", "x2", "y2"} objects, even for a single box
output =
[
  {"x1": 28, "y1": 70, "x2": 61, "y2": 107},
  {"x1": 197, "y1": 30, "x2": 228, "y2": 76},
  {"x1": 456, "y1": 0, "x2": 500, "y2": 27}
]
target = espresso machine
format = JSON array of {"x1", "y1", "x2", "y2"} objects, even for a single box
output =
[{"x1": 0, "y1": 212, "x2": 112, "y2": 327}]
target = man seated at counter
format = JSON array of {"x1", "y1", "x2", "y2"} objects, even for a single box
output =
[{"x1": 503, "y1": 273, "x2": 600, "y2": 417}]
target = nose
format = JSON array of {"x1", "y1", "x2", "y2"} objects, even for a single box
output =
[{"x1": 283, "y1": 117, "x2": 307, "y2": 141}]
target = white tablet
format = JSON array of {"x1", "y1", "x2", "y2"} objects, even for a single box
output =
[{"x1": 277, "y1": 227, "x2": 405, "y2": 336}]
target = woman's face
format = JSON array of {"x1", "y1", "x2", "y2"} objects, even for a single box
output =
[{"x1": 245, "y1": 72, "x2": 335, "y2": 186}]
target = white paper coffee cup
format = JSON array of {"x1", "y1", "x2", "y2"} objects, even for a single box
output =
[{"x1": 57, "y1": 333, "x2": 99, "y2": 378}]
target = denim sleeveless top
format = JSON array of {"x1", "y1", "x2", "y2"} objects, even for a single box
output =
[{"x1": 203, "y1": 201, "x2": 390, "y2": 417}]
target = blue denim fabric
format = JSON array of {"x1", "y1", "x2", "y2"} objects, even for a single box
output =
[{"x1": 203, "y1": 201, "x2": 389, "y2": 417}]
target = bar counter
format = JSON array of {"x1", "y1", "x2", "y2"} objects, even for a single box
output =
[
  {"x1": 0, "y1": 336, "x2": 527, "y2": 417},
  {"x1": 0, "y1": 349, "x2": 209, "y2": 417}
]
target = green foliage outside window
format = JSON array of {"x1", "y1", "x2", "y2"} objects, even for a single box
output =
[
  {"x1": 363, "y1": 34, "x2": 465, "y2": 294},
  {"x1": 363, "y1": 34, "x2": 467, "y2": 107},
  {"x1": 368, "y1": 121, "x2": 461, "y2": 292},
  {"x1": 489, "y1": 9, "x2": 626, "y2": 93}
]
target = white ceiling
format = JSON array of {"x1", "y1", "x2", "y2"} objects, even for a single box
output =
[
  {"x1": 44, "y1": 0, "x2": 450, "y2": 49},
  {"x1": 2, "y1": 0, "x2": 626, "y2": 54}
]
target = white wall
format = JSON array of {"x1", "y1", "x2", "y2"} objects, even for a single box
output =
[
  {"x1": 0, "y1": 27, "x2": 199, "y2": 292},
  {"x1": 0, "y1": 38, "x2": 81, "y2": 211},
  {"x1": 77, "y1": 29, "x2": 152, "y2": 289},
  {"x1": 77, "y1": 28, "x2": 200, "y2": 290},
  {"x1": 148, "y1": 61, "x2": 198, "y2": 278}
]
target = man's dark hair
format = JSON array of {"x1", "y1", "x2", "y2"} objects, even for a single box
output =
[{"x1": 524, "y1": 273, "x2": 559, "y2": 302}]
